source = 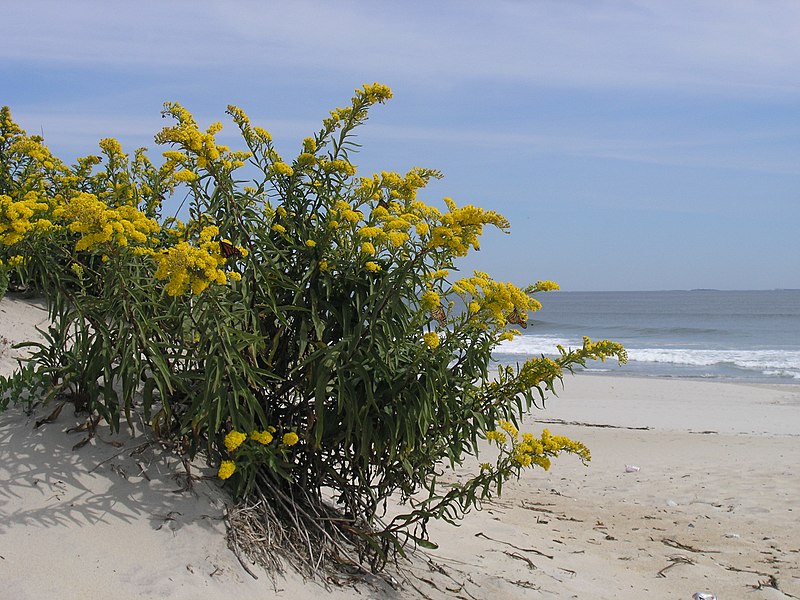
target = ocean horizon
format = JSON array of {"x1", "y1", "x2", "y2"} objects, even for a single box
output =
[{"x1": 493, "y1": 289, "x2": 800, "y2": 384}]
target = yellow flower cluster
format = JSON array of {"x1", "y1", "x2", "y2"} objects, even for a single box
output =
[
  {"x1": 321, "y1": 158, "x2": 356, "y2": 176},
  {"x1": 485, "y1": 424, "x2": 591, "y2": 471},
  {"x1": 224, "y1": 430, "x2": 247, "y2": 453},
  {"x1": 6, "y1": 136, "x2": 62, "y2": 173},
  {"x1": 453, "y1": 271, "x2": 541, "y2": 327},
  {"x1": 334, "y1": 199, "x2": 363, "y2": 225},
  {"x1": 357, "y1": 168, "x2": 441, "y2": 207},
  {"x1": 497, "y1": 330, "x2": 520, "y2": 342},
  {"x1": 532, "y1": 280, "x2": 560, "y2": 293},
  {"x1": 156, "y1": 102, "x2": 250, "y2": 174},
  {"x1": 322, "y1": 84, "x2": 393, "y2": 131},
  {"x1": 429, "y1": 197, "x2": 509, "y2": 257},
  {"x1": 358, "y1": 82, "x2": 393, "y2": 104},
  {"x1": 55, "y1": 192, "x2": 160, "y2": 252},
  {"x1": 0, "y1": 192, "x2": 52, "y2": 245},
  {"x1": 154, "y1": 240, "x2": 229, "y2": 296},
  {"x1": 485, "y1": 430, "x2": 507, "y2": 444},
  {"x1": 218, "y1": 460, "x2": 236, "y2": 480},
  {"x1": 420, "y1": 289, "x2": 440, "y2": 311},
  {"x1": 217, "y1": 428, "x2": 300, "y2": 480},
  {"x1": 227, "y1": 105, "x2": 283, "y2": 175},
  {"x1": 1, "y1": 106, "x2": 23, "y2": 140},
  {"x1": 576, "y1": 336, "x2": 629, "y2": 364},
  {"x1": 250, "y1": 430, "x2": 274, "y2": 445},
  {"x1": 302, "y1": 137, "x2": 317, "y2": 153},
  {"x1": 422, "y1": 331, "x2": 440, "y2": 349},
  {"x1": 94, "y1": 138, "x2": 139, "y2": 205},
  {"x1": 516, "y1": 356, "x2": 564, "y2": 389},
  {"x1": 1, "y1": 108, "x2": 73, "y2": 198},
  {"x1": 272, "y1": 161, "x2": 294, "y2": 177}
]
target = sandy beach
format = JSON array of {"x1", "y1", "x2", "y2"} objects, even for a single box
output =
[{"x1": 1, "y1": 294, "x2": 799, "y2": 599}]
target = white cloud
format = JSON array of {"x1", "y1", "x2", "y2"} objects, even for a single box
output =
[
  {"x1": 4, "y1": 0, "x2": 800, "y2": 95},
  {"x1": 13, "y1": 104, "x2": 800, "y2": 176}
]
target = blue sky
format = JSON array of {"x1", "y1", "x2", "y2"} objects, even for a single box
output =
[{"x1": 3, "y1": 0, "x2": 799, "y2": 290}]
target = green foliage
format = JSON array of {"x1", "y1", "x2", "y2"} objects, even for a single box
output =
[
  {"x1": 0, "y1": 263, "x2": 7, "y2": 300},
  {"x1": 0, "y1": 86, "x2": 626, "y2": 572}
]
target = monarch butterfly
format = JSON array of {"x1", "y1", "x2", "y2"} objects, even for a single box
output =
[
  {"x1": 429, "y1": 303, "x2": 446, "y2": 324},
  {"x1": 219, "y1": 240, "x2": 241, "y2": 259},
  {"x1": 507, "y1": 307, "x2": 527, "y2": 329}
]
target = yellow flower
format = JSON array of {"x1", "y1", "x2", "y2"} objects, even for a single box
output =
[
  {"x1": 365, "y1": 261, "x2": 381, "y2": 272},
  {"x1": 512, "y1": 452, "x2": 533, "y2": 467},
  {"x1": 485, "y1": 430, "x2": 507, "y2": 445},
  {"x1": 218, "y1": 460, "x2": 236, "y2": 480},
  {"x1": 305, "y1": 239, "x2": 317, "y2": 248},
  {"x1": 7, "y1": 255, "x2": 24, "y2": 267},
  {"x1": 342, "y1": 209, "x2": 362, "y2": 223},
  {"x1": 420, "y1": 289, "x2": 440, "y2": 311},
  {"x1": 499, "y1": 419, "x2": 518, "y2": 438},
  {"x1": 70, "y1": 262, "x2": 84, "y2": 277},
  {"x1": 272, "y1": 224, "x2": 286, "y2": 234},
  {"x1": 250, "y1": 430, "x2": 274, "y2": 445},
  {"x1": 358, "y1": 82, "x2": 393, "y2": 104},
  {"x1": 282, "y1": 431, "x2": 299, "y2": 446},
  {"x1": 224, "y1": 430, "x2": 247, "y2": 453},
  {"x1": 361, "y1": 242, "x2": 376, "y2": 255},
  {"x1": 422, "y1": 331, "x2": 440, "y2": 349},
  {"x1": 174, "y1": 169, "x2": 199, "y2": 182},
  {"x1": 302, "y1": 137, "x2": 317, "y2": 153},
  {"x1": 358, "y1": 226, "x2": 382, "y2": 238},
  {"x1": 533, "y1": 280, "x2": 560, "y2": 292},
  {"x1": 427, "y1": 197, "x2": 509, "y2": 257},
  {"x1": 272, "y1": 162, "x2": 294, "y2": 177},
  {"x1": 386, "y1": 231, "x2": 408, "y2": 247},
  {"x1": 155, "y1": 241, "x2": 227, "y2": 296},
  {"x1": 54, "y1": 192, "x2": 160, "y2": 253}
]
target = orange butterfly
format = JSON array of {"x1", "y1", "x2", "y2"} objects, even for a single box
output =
[
  {"x1": 219, "y1": 240, "x2": 241, "y2": 259},
  {"x1": 507, "y1": 307, "x2": 527, "y2": 329},
  {"x1": 429, "y1": 303, "x2": 446, "y2": 324}
]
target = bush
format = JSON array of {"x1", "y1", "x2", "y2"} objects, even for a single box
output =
[{"x1": 0, "y1": 86, "x2": 625, "y2": 574}]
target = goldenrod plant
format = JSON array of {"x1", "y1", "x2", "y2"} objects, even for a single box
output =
[{"x1": 0, "y1": 86, "x2": 625, "y2": 574}]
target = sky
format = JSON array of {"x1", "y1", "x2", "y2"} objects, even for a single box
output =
[{"x1": 2, "y1": 0, "x2": 799, "y2": 291}]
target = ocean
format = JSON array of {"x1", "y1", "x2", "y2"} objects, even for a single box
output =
[{"x1": 493, "y1": 289, "x2": 800, "y2": 383}]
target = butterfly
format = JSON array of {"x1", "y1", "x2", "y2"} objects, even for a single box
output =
[
  {"x1": 507, "y1": 307, "x2": 527, "y2": 329},
  {"x1": 429, "y1": 303, "x2": 447, "y2": 324},
  {"x1": 219, "y1": 240, "x2": 242, "y2": 260}
]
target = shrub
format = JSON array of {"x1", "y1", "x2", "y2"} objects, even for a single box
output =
[{"x1": 0, "y1": 86, "x2": 626, "y2": 573}]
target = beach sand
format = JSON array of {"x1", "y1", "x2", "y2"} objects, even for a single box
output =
[{"x1": 1, "y1": 294, "x2": 798, "y2": 599}]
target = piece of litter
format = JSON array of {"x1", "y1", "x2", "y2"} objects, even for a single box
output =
[
  {"x1": 692, "y1": 593, "x2": 717, "y2": 600},
  {"x1": 666, "y1": 499, "x2": 678, "y2": 507},
  {"x1": 724, "y1": 532, "x2": 740, "y2": 539},
  {"x1": 625, "y1": 465, "x2": 640, "y2": 473}
]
